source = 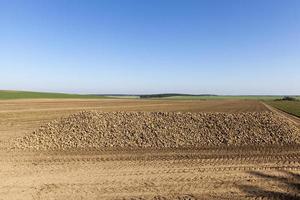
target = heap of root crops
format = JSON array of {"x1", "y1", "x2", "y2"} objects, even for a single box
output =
[{"x1": 14, "y1": 111, "x2": 300, "y2": 150}]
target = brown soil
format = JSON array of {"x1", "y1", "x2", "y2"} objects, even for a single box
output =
[
  {"x1": 1, "y1": 147, "x2": 300, "y2": 200},
  {"x1": 1, "y1": 99, "x2": 299, "y2": 200}
]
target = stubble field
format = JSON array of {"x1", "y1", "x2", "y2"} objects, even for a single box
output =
[{"x1": 0, "y1": 99, "x2": 299, "y2": 200}]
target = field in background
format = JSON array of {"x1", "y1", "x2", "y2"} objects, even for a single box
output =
[
  {"x1": 159, "y1": 95, "x2": 289, "y2": 100},
  {"x1": 266, "y1": 100, "x2": 300, "y2": 117},
  {"x1": 0, "y1": 90, "x2": 110, "y2": 99},
  {"x1": 1, "y1": 90, "x2": 299, "y2": 100},
  {"x1": 140, "y1": 93, "x2": 300, "y2": 100}
]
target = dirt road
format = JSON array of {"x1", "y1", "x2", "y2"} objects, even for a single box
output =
[{"x1": 262, "y1": 102, "x2": 300, "y2": 128}]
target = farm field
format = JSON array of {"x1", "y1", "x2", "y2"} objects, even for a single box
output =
[
  {"x1": 0, "y1": 99, "x2": 299, "y2": 200},
  {"x1": 266, "y1": 100, "x2": 300, "y2": 118},
  {"x1": 3, "y1": 1, "x2": 300, "y2": 199},
  {"x1": 1, "y1": 146, "x2": 300, "y2": 200},
  {"x1": 0, "y1": 99, "x2": 267, "y2": 141},
  {"x1": 2, "y1": 90, "x2": 299, "y2": 101},
  {"x1": 0, "y1": 90, "x2": 111, "y2": 100},
  {"x1": 140, "y1": 93, "x2": 300, "y2": 100},
  {"x1": 145, "y1": 95, "x2": 294, "y2": 100}
]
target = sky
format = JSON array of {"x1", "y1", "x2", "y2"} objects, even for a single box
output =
[{"x1": 0, "y1": 0, "x2": 299, "y2": 95}]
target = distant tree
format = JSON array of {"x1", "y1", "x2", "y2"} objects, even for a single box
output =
[{"x1": 282, "y1": 96, "x2": 297, "y2": 101}]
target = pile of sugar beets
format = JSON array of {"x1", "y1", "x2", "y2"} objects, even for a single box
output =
[{"x1": 14, "y1": 111, "x2": 300, "y2": 150}]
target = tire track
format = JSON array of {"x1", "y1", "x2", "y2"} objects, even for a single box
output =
[{"x1": 1, "y1": 146, "x2": 300, "y2": 200}]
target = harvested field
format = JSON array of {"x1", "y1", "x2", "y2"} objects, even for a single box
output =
[
  {"x1": 1, "y1": 99, "x2": 300, "y2": 200},
  {"x1": 14, "y1": 111, "x2": 300, "y2": 150},
  {"x1": 1, "y1": 147, "x2": 300, "y2": 200},
  {"x1": 0, "y1": 99, "x2": 267, "y2": 113},
  {"x1": 0, "y1": 99, "x2": 267, "y2": 141}
]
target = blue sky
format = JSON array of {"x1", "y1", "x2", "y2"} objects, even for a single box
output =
[{"x1": 0, "y1": 0, "x2": 299, "y2": 95}]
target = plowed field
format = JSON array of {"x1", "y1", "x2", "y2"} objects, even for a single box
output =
[{"x1": 0, "y1": 99, "x2": 299, "y2": 200}]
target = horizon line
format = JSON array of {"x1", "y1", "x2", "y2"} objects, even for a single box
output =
[{"x1": 1, "y1": 89, "x2": 299, "y2": 97}]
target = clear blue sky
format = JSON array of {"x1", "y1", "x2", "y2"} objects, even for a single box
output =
[{"x1": 0, "y1": 0, "x2": 299, "y2": 95}]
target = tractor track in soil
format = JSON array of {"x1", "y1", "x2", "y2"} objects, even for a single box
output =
[{"x1": 1, "y1": 146, "x2": 300, "y2": 200}]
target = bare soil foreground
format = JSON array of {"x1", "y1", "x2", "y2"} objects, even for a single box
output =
[{"x1": 0, "y1": 99, "x2": 299, "y2": 200}]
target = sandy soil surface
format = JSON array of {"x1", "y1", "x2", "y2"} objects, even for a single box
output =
[
  {"x1": 1, "y1": 147, "x2": 299, "y2": 200},
  {"x1": 0, "y1": 99, "x2": 299, "y2": 200}
]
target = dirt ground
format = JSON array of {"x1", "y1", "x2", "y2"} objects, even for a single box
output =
[{"x1": 0, "y1": 99, "x2": 299, "y2": 200}]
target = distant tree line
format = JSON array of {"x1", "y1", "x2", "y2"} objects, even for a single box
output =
[
  {"x1": 139, "y1": 93, "x2": 217, "y2": 99},
  {"x1": 275, "y1": 96, "x2": 298, "y2": 101}
]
